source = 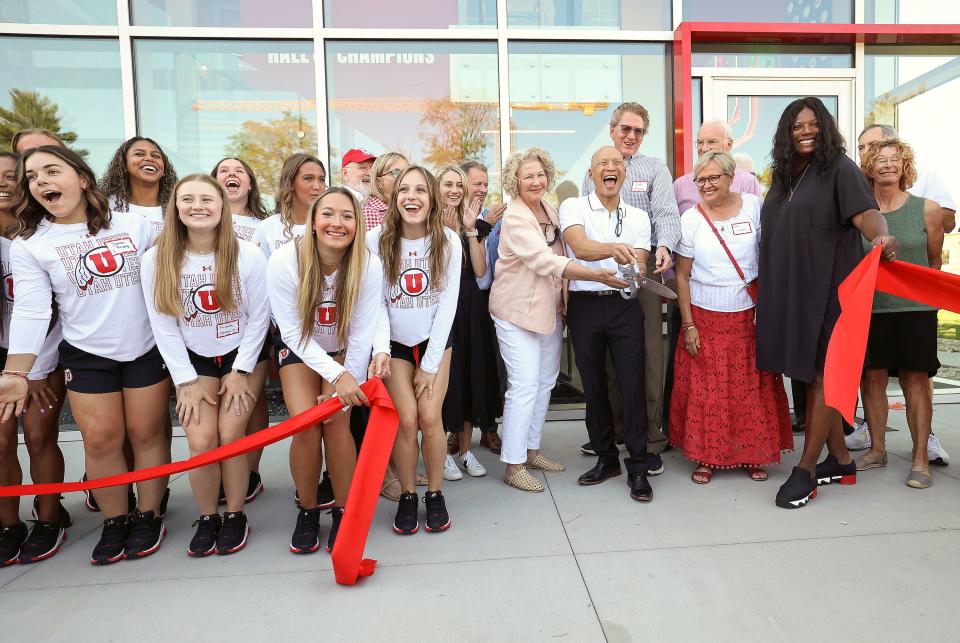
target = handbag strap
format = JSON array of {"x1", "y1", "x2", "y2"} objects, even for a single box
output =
[{"x1": 696, "y1": 203, "x2": 748, "y2": 285}]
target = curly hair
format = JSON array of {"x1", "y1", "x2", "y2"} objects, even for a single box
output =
[
  {"x1": 14, "y1": 146, "x2": 111, "y2": 239},
  {"x1": 501, "y1": 147, "x2": 556, "y2": 198},
  {"x1": 99, "y1": 136, "x2": 178, "y2": 212},
  {"x1": 770, "y1": 97, "x2": 845, "y2": 191},
  {"x1": 275, "y1": 153, "x2": 326, "y2": 240},
  {"x1": 609, "y1": 102, "x2": 650, "y2": 129},
  {"x1": 860, "y1": 138, "x2": 918, "y2": 192},
  {"x1": 210, "y1": 157, "x2": 270, "y2": 220}
]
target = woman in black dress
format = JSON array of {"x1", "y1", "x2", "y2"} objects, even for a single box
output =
[{"x1": 756, "y1": 97, "x2": 898, "y2": 509}]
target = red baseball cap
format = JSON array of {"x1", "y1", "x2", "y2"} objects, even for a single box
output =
[{"x1": 342, "y1": 148, "x2": 376, "y2": 166}]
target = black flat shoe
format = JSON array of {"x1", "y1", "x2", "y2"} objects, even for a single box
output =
[
  {"x1": 577, "y1": 462, "x2": 622, "y2": 486},
  {"x1": 628, "y1": 473, "x2": 652, "y2": 501},
  {"x1": 815, "y1": 454, "x2": 857, "y2": 486},
  {"x1": 775, "y1": 467, "x2": 817, "y2": 509}
]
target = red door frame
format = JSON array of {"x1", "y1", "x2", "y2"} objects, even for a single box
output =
[{"x1": 672, "y1": 22, "x2": 960, "y2": 176}]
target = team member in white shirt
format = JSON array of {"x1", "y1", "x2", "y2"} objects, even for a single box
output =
[
  {"x1": 101, "y1": 137, "x2": 178, "y2": 234},
  {"x1": 0, "y1": 146, "x2": 171, "y2": 565},
  {"x1": 0, "y1": 151, "x2": 71, "y2": 566},
  {"x1": 253, "y1": 153, "x2": 326, "y2": 259},
  {"x1": 561, "y1": 146, "x2": 655, "y2": 501},
  {"x1": 141, "y1": 174, "x2": 270, "y2": 557},
  {"x1": 268, "y1": 187, "x2": 384, "y2": 554},
  {"x1": 213, "y1": 156, "x2": 272, "y2": 502},
  {"x1": 368, "y1": 166, "x2": 461, "y2": 536}
]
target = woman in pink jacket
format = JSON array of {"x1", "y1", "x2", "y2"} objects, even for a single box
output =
[{"x1": 490, "y1": 148, "x2": 627, "y2": 492}]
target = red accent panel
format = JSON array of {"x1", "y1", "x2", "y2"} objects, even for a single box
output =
[{"x1": 673, "y1": 22, "x2": 693, "y2": 177}]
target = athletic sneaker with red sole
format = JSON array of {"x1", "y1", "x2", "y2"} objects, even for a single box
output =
[
  {"x1": 17, "y1": 521, "x2": 67, "y2": 564},
  {"x1": 123, "y1": 511, "x2": 166, "y2": 559}
]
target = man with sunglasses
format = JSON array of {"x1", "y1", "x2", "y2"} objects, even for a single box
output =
[
  {"x1": 564, "y1": 146, "x2": 654, "y2": 501},
  {"x1": 581, "y1": 102, "x2": 678, "y2": 463}
]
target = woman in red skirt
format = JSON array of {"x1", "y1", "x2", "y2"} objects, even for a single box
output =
[{"x1": 670, "y1": 151, "x2": 792, "y2": 484}]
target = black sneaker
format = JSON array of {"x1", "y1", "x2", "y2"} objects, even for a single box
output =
[
  {"x1": 91, "y1": 515, "x2": 130, "y2": 565},
  {"x1": 82, "y1": 473, "x2": 99, "y2": 512},
  {"x1": 423, "y1": 490, "x2": 451, "y2": 533},
  {"x1": 217, "y1": 511, "x2": 250, "y2": 555},
  {"x1": 246, "y1": 471, "x2": 264, "y2": 503},
  {"x1": 646, "y1": 453, "x2": 665, "y2": 476},
  {"x1": 580, "y1": 442, "x2": 597, "y2": 456},
  {"x1": 188, "y1": 514, "x2": 221, "y2": 558},
  {"x1": 0, "y1": 522, "x2": 28, "y2": 566},
  {"x1": 815, "y1": 454, "x2": 857, "y2": 486},
  {"x1": 17, "y1": 520, "x2": 66, "y2": 564},
  {"x1": 317, "y1": 471, "x2": 335, "y2": 509},
  {"x1": 290, "y1": 508, "x2": 322, "y2": 554},
  {"x1": 326, "y1": 507, "x2": 344, "y2": 553},
  {"x1": 775, "y1": 467, "x2": 817, "y2": 509},
  {"x1": 393, "y1": 491, "x2": 419, "y2": 535},
  {"x1": 123, "y1": 510, "x2": 166, "y2": 559},
  {"x1": 32, "y1": 496, "x2": 73, "y2": 528}
]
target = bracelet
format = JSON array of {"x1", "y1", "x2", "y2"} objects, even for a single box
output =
[
  {"x1": 330, "y1": 370, "x2": 345, "y2": 386},
  {"x1": 176, "y1": 377, "x2": 200, "y2": 390},
  {"x1": 680, "y1": 323, "x2": 697, "y2": 333},
  {"x1": 232, "y1": 368, "x2": 250, "y2": 376},
  {"x1": 1, "y1": 370, "x2": 28, "y2": 381},
  {"x1": 464, "y1": 230, "x2": 479, "y2": 238}
]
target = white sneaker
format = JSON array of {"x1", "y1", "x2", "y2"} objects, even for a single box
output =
[
  {"x1": 845, "y1": 422, "x2": 871, "y2": 451},
  {"x1": 928, "y1": 434, "x2": 950, "y2": 466},
  {"x1": 459, "y1": 451, "x2": 487, "y2": 477},
  {"x1": 443, "y1": 454, "x2": 463, "y2": 481}
]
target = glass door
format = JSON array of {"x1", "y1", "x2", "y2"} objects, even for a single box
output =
[{"x1": 698, "y1": 72, "x2": 855, "y2": 191}]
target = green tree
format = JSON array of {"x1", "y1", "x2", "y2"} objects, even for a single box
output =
[
  {"x1": 419, "y1": 98, "x2": 497, "y2": 169},
  {"x1": 224, "y1": 112, "x2": 318, "y2": 201},
  {"x1": 0, "y1": 89, "x2": 85, "y2": 156}
]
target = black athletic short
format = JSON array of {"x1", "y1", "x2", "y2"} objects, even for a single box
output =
[
  {"x1": 58, "y1": 341, "x2": 168, "y2": 394},
  {"x1": 275, "y1": 336, "x2": 343, "y2": 370},
  {"x1": 389, "y1": 335, "x2": 453, "y2": 368},
  {"x1": 188, "y1": 341, "x2": 271, "y2": 380}
]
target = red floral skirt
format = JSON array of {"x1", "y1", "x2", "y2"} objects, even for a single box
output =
[{"x1": 669, "y1": 306, "x2": 793, "y2": 469}]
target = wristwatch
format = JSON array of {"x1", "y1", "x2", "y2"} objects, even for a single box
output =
[
  {"x1": 233, "y1": 368, "x2": 250, "y2": 376},
  {"x1": 464, "y1": 230, "x2": 479, "y2": 238}
]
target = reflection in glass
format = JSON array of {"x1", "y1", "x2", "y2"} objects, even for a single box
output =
[
  {"x1": 508, "y1": 42, "x2": 669, "y2": 207},
  {"x1": 134, "y1": 40, "x2": 317, "y2": 200},
  {"x1": 693, "y1": 45, "x2": 853, "y2": 69},
  {"x1": 506, "y1": 0, "x2": 671, "y2": 30},
  {"x1": 130, "y1": 0, "x2": 311, "y2": 27},
  {"x1": 725, "y1": 95, "x2": 838, "y2": 190},
  {"x1": 324, "y1": 0, "x2": 495, "y2": 28},
  {"x1": 683, "y1": 0, "x2": 851, "y2": 23},
  {"x1": 0, "y1": 37, "x2": 123, "y2": 172},
  {"x1": 866, "y1": 0, "x2": 960, "y2": 23},
  {"x1": 0, "y1": 0, "x2": 117, "y2": 25},
  {"x1": 325, "y1": 41, "x2": 500, "y2": 186}
]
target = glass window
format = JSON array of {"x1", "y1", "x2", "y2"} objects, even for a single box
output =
[
  {"x1": 325, "y1": 40, "x2": 500, "y2": 186},
  {"x1": 692, "y1": 45, "x2": 853, "y2": 69},
  {"x1": 0, "y1": 37, "x2": 124, "y2": 173},
  {"x1": 506, "y1": 0, "x2": 671, "y2": 30},
  {"x1": 134, "y1": 40, "x2": 317, "y2": 200},
  {"x1": 683, "y1": 0, "x2": 851, "y2": 23},
  {"x1": 866, "y1": 0, "x2": 960, "y2": 23},
  {"x1": 0, "y1": 0, "x2": 117, "y2": 25},
  {"x1": 508, "y1": 42, "x2": 670, "y2": 206},
  {"x1": 324, "y1": 0, "x2": 496, "y2": 28},
  {"x1": 130, "y1": 0, "x2": 311, "y2": 28}
]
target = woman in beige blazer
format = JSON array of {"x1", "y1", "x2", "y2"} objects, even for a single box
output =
[{"x1": 490, "y1": 148, "x2": 627, "y2": 491}]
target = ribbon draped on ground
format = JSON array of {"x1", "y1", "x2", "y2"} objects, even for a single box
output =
[
  {"x1": 0, "y1": 377, "x2": 398, "y2": 586},
  {"x1": 824, "y1": 246, "x2": 960, "y2": 423}
]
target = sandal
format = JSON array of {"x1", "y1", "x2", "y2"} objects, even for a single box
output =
[
  {"x1": 854, "y1": 452, "x2": 887, "y2": 471},
  {"x1": 503, "y1": 466, "x2": 544, "y2": 492},
  {"x1": 747, "y1": 467, "x2": 768, "y2": 482},
  {"x1": 526, "y1": 454, "x2": 565, "y2": 472},
  {"x1": 691, "y1": 466, "x2": 712, "y2": 484},
  {"x1": 380, "y1": 470, "x2": 401, "y2": 502}
]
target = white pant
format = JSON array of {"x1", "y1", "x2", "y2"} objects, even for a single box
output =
[{"x1": 493, "y1": 314, "x2": 563, "y2": 465}]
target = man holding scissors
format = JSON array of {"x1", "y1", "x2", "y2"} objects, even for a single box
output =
[{"x1": 562, "y1": 146, "x2": 657, "y2": 501}]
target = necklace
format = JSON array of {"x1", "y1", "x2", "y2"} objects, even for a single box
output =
[{"x1": 788, "y1": 163, "x2": 810, "y2": 202}]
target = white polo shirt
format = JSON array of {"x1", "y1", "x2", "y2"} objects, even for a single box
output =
[{"x1": 558, "y1": 192, "x2": 651, "y2": 292}]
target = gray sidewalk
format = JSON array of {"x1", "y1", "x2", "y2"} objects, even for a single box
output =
[{"x1": 3, "y1": 405, "x2": 959, "y2": 642}]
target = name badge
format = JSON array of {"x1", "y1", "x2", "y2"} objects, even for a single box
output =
[
  {"x1": 631, "y1": 180, "x2": 649, "y2": 193},
  {"x1": 217, "y1": 320, "x2": 240, "y2": 338},
  {"x1": 106, "y1": 237, "x2": 137, "y2": 255},
  {"x1": 731, "y1": 221, "x2": 753, "y2": 235}
]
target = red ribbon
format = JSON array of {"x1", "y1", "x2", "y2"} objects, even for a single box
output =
[
  {"x1": 824, "y1": 246, "x2": 960, "y2": 422},
  {"x1": 0, "y1": 378, "x2": 398, "y2": 586}
]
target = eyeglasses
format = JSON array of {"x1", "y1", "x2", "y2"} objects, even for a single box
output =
[
  {"x1": 615, "y1": 208, "x2": 624, "y2": 237},
  {"x1": 541, "y1": 223, "x2": 561, "y2": 246},
  {"x1": 694, "y1": 174, "x2": 724, "y2": 187},
  {"x1": 618, "y1": 124, "x2": 647, "y2": 138},
  {"x1": 381, "y1": 168, "x2": 403, "y2": 179}
]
